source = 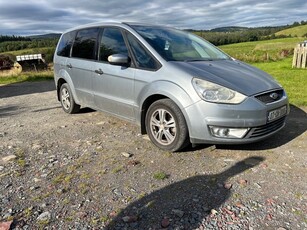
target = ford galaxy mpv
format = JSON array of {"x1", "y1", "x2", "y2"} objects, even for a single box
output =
[{"x1": 54, "y1": 22, "x2": 289, "y2": 151}]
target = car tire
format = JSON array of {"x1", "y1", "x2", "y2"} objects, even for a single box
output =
[
  {"x1": 145, "y1": 99, "x2": 190, "y2": 152},
  {"x1": 59, "y1": 83, "x2": 80, "y2": 114}
]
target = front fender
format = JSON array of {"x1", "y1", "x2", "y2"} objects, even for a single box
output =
[
  {"x1": 138, "y1": 80, "x2": 194, "y2": 110},
  {"x1": 137, "y1": 80, "x2": 198, "y2": 135}
]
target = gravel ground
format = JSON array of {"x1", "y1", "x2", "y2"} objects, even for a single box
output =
[{"x1": 0, "y1": 80, "x2": 306, "y2": 230}]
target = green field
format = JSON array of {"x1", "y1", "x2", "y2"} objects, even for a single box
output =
[
  {"x1": 252, "y1": 58, "x2": 307, "y2": 106},
  {"x1": 0, "y1": 71, "x2": 53, "y2": 85},
  {"x1": 219, "y1": 37, "x2": 302, "y2": 62},
  {"x1": 275, "y1": 24, "x2": 307, "y2": 37}
]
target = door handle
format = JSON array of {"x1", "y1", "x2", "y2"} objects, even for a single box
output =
[
  {"x1": 66, "y1": 63, "x2": 72, "y2": 68},
  {"x1": 95, "y1": 69, "x2": 104, "y2": 75}
]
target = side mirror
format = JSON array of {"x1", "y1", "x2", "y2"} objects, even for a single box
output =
[{"x1": 108, "y1": 54, "x2": 130, "y2": 66}]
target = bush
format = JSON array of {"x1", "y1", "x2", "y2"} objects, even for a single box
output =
[{"x1": 0, "y1": 54, "x2": 15, "y2": 69}]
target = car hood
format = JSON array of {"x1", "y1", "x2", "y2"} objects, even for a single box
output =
[{"x1": 170, "y1": 59, "x2": 281, "y2": 96}]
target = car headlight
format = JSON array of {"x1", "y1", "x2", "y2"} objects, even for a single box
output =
[{"x1": 192, "y1": 78, "x2": 247, "y2": 104}]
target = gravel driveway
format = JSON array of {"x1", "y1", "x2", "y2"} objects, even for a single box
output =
[{"x1": 0, "y1": 80, "x2": 306, "y2": 229}]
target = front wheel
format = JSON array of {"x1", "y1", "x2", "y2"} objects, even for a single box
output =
[
  {"x1": 59, "y1": 83, "x2": 80, "y2": 114},
  {"x1": 145, "y1": 99, "x2": 190, "y2": 152}
]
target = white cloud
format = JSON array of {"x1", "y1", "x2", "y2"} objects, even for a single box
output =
[{"x1": 0, "y1": 0, "x2": 306, "y2": 35}]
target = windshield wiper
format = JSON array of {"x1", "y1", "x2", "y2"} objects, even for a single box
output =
[
  {"x1": 184, "y1": 58, "x2": 214, "y2": 62},
  {"x1": 184, "y1": 58, "x2": 229, "y2": 62}
]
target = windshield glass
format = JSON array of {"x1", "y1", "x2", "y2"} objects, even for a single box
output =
[{"x1": 131, "y1": 25, "x2": 230, "y2": 62}]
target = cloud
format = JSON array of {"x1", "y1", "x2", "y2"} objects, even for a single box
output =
[{"x1": 0, "y1": 0, "x2": 306, "y2": 35}]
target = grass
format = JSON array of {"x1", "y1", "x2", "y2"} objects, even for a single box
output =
[
  {"x1": 0, "y1": 71, "x2": 53, "y2": 84},
  {"x1": 23, "y1": 207, "x2": 33, "y2": 218},
  {"x1": 78, "y1": 182, "x2": 90, "y2": 194},
  {"x1": 15, "y1": 148, "x2": 26, "y2": 168},
  {"x1": 153, "y1": 171, "x2": 168, "y2": 180},
  {"x1": 252, "y1": 58, "x2": 307, "y2": 106},
  {"x1": 219, "y1": 37, "x2": 302, "y2": 62},
  {"x1": 52, "y1": 173, "x2": 73, "y2": 185},
  {"x1": 32, "y1": 192, "x2": 51, "y2": 202},
  {"x1": 100, "y1": 215, "x2": 110, "y2": 223},
  {"x1": 112, "y1": 165, "x2": 124, "y2": 174},
  {"x1": 275, "y1": 24, "x2": 307, "y2": 37}
]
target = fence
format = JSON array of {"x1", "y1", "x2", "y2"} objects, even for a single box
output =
[{"x1": 292, "y1": 42, "x2": 307, "y2": 68}]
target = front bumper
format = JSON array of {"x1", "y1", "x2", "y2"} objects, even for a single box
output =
[{"x1": 184, "y1": 94, "x2": 289, "y2": 144}]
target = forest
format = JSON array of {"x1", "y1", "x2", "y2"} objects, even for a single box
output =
[
  {"x1": 0, "y1": 38, "x2": 58, "y2": 53},
  {"x1": 191, "y1": 20, "x2": 307, "y2": 45}
]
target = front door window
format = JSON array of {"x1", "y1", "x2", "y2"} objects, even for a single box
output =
[{"x1": 99, "y1": 28, "x2": 129, "y2": 62}]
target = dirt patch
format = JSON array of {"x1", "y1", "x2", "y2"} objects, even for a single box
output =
[{"x1": 0, "y1": 81, "x2": 306, "y2": 229}]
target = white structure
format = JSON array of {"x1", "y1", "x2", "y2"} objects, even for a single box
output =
[{"x1": 16, "y1": 54, "x2": 45, "y2": 63}]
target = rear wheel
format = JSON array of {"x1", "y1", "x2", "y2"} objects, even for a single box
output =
[
  {"x1": 145, "y1": 99, "x2": 189, "y2": 152},
  {"x1": 59, "y1": 83, "x2": 80, "y2": 114}
]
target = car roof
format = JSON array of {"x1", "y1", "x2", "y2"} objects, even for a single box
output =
[
  {"x1": 62, "y1": 21, "x2": 167, "y2": 34},
  {"x1": 64, "y1": 21, "x2": 124, "y2": 32}
]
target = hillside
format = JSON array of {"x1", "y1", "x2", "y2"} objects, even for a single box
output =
[
  {"x1": 210, "y1": 26, "x2": 249, "y2": 32},
  {"x1": 275, "y1": 24, "x2": 307, "y2": 37},
  {"x1": 28, "y1": 33, "x2": 61, "y2": 40},
  {"x1": 210, "y1": 25, "x2": 287, "y2": 33},
  {"x1": 219, "y1": 37, "x2": 302, "y2": 62}
]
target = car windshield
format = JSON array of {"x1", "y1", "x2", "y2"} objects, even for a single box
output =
[{"x1": 131, "y1": 25, "x2": 230, "y2": 62}]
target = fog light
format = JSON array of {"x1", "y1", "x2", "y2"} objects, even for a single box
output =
[{"x1": 209, "y1": 126, "x2": 249, "y2": 138}]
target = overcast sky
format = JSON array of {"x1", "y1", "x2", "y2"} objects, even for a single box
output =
[{"x1": 0, "y1": 0, "x2": 306, "y2": 35}]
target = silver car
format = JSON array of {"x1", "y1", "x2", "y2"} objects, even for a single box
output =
[{"x1": 54, "y1": 22, "x2": 289, "y2": 151}]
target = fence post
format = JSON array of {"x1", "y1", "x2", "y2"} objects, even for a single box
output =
[
  {"x1": 293, "y1": 41, "x2": 307, "y2": 68},
  {"x1": 302, "y1": 47, "x2": 307, "y2": 68}
]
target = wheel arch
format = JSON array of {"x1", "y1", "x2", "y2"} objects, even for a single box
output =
[
  {"x1": 140, "y1": 94, "x2": 168, "y2": 134},
  {"x1": 56, "y1": 78, "x2": 66, "y2": 101},
  {"x1": 139, "y1": 81, "x2": 194, "y2": 135},
  {"x1": 55, "y1": 69, "x2": 80, "y2": 105}
]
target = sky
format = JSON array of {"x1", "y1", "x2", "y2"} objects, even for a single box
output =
[{"x1": 0, "y1": 0, "x2": 306, "y2": 36}]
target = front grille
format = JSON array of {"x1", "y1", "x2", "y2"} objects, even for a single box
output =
[
  {"x1": 247, "y1": 117, "x2": 286, "y2": 138},
  {"x1": 255, "y1": 90, "x2": 284, "y2": 104}
]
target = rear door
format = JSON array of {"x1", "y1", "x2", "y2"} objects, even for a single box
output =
[
  {"x1": 69, "y1": 27, "x2": 100, "y2": 107},
  {"x1": 93, "y1": 27, "x2": 135, "y2": 121}
]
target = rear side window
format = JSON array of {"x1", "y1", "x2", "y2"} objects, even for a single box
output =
[
  {"x1": 72, "y1": 28, "x2": 99, "y2": 60},
  {"x1": 99, "y1": 28, "x2": 128, "y2": 62},
  {"x1": 57, "y1": 31, "x2": 75, "y2": 57}
]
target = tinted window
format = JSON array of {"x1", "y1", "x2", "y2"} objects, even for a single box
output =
[
  {"x1": 126, "y1": 33, "x2": 159, "y2": 70},
  {"x1": 100, "y1": 28, "x2": 128, "y2": 62},
  {"x1": 72, "y1": 28, "x2": 99, "y2": 60},
  {"x1": 57, "y1": 31, "x2": 75, "y2": 57}
]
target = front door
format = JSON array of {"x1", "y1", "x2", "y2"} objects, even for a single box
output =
[{"x1": 92, "y1": 27, "x2": 135, "y2": 121}]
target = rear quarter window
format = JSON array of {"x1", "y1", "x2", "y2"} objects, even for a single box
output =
[
  {"x1": 72, "y1": 27, "x2": 100, "y2": 60},
  {"x1": 56, "y1": 31, "x2": 76, "y2": 57}
]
